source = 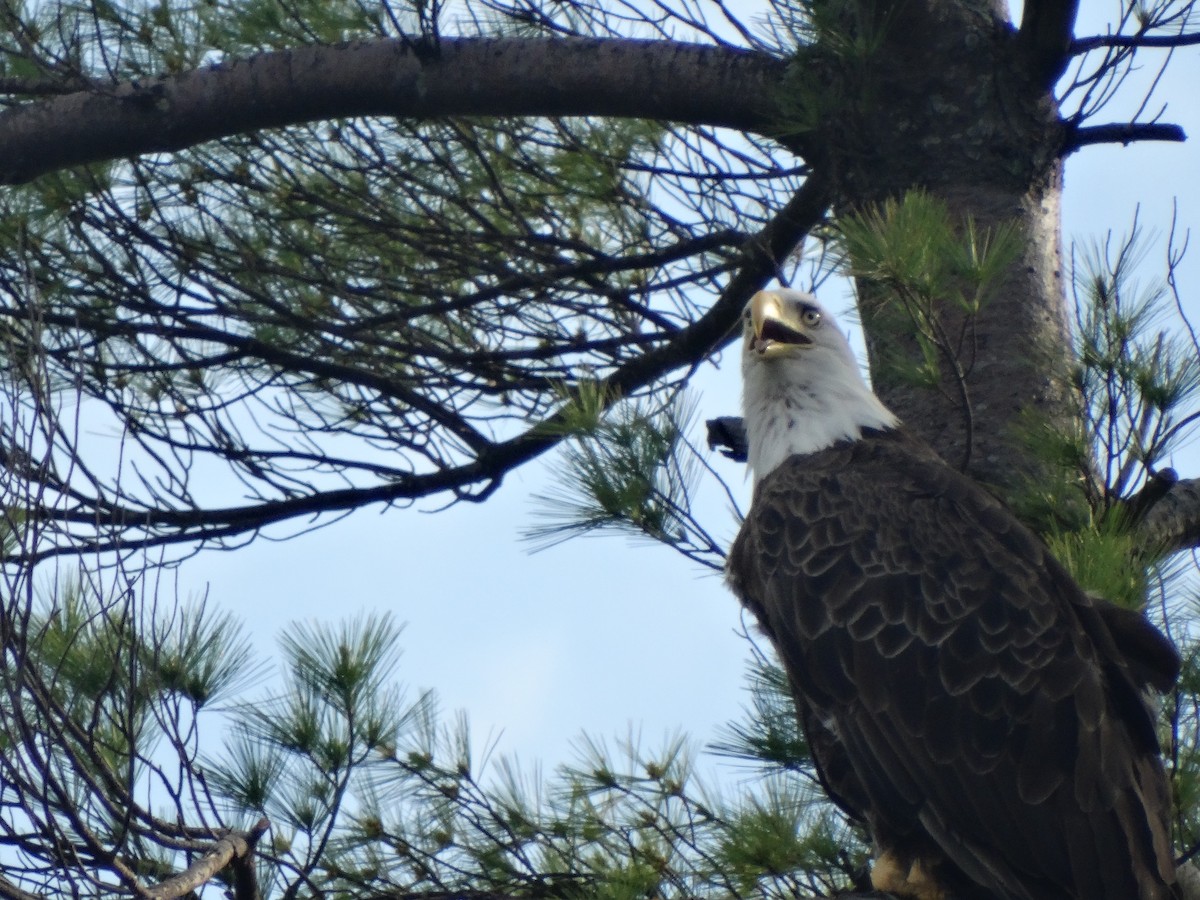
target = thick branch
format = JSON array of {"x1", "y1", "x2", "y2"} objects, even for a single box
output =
[
  {"x1": 144, "y1": 818, "x2": 269, "y2": 900},
  {"x1": 1136, "y1": 478, "x2": 1200, "y2": 556},
  {"x1": 1016, "y1": 0, "x2": 1080, "y2": 88},
  {"x1": 1065, "y1": 121, "x2": 1187, "y2": 152},
  {"x1": 0, "y1": 37, "x2": 788, "y2": 184}
]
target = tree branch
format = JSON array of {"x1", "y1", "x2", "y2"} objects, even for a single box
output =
[
  {"x1": 1072, "y1": 32, "x2": 1200, "y2": 54},
  {"x1": 19, "y1": 174, "x2": 833, "y2": 562},
  {"x1": 0, "y1": 76, "x2": 91, "y2": 95},
  {"x1": 1064, "y1": 121, "x2": 1187, "y2": 152},
  {"x1": 0, "y1": 876, "x2": 45, "y2": 900},
  {"x1": 144, "y1": 818, "x2": 269, "y2": 900},
  {"x1": 1016, "y1": 0, "x2": 1080, "y2": 88},
  {"x1": 1135, "y1": 477, "x2": 1200, "y2": 556},
  {"x1": 0, "y1": 36, "x2": 788, "y2": 185}
]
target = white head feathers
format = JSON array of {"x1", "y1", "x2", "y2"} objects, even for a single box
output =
[{"x1": 740, "y1": 289, "x2": 899, "y2": 482}]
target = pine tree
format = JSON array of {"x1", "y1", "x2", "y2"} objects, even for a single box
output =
[{"x1": 2, "y1": 1, "x2": 1200, "y2": 897}]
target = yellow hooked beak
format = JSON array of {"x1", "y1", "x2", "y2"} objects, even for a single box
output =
[{"x1": 747, "y1": 291, "x2": 816, "y2": 357}]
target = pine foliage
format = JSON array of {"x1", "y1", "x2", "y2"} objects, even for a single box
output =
[
  {"x1": 0, "y1": 567, "x2": 870, "y2": 897},
  {"x1": 2, "y1": 0, "x2": 1200, "y2": 897}
]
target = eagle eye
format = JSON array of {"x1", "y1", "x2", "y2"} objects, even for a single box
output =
[{"x1": 800, "y1": 306, "x2": 822, "y2": 327}]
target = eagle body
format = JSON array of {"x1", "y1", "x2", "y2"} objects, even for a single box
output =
[{"x1": 726, "y1": 290, "x2": 1180, "y2": 900}]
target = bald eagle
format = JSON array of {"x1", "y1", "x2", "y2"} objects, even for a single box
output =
[{"x1": 725, "y1": 289, "x2": 1181, "y2": 900}]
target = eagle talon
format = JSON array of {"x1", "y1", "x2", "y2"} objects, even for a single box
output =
[{"x1": 870, "y1": 851, "x2": 948, "y2": 900}]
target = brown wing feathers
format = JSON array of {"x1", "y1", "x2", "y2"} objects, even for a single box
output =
[{"x1": 727, "y1": 429, "x2": 1179, "y2": 900}]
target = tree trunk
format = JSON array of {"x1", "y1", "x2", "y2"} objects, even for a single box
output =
[{"x1": 790, "y1": 0, "x2": 1076, "y2": 490}]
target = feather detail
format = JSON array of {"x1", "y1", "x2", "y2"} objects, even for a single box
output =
[{"x1": 729, "y1": 292, "x2": 1181, "y2": 900}]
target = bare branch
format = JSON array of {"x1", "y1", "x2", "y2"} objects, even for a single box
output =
[
  {"x1": 1065, "y1": 121, "x2": 1187, "y2": 152},
  {"x1": 1073, "y1": 32, "x2": 1200, "y2": 54},
  {"x1": 0, "y1": 876, "x2": 45, "y2": 900},
  {"x1": 0, "y1": 76, "x2": 92, "y2": 95},
  {"x1": 144, "y1": 818, "x2": 270, "y2": 900},
  {"x1": 15, "y1": 171, "x2": 832, "y2": 562},
  {"x1": 0, "y1": 36, "x2": 789, "y2": 185}
]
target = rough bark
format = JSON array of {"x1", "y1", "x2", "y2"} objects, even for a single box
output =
[
  {"x1": 775, "y1": 1, "x2": 1078, "y2": 491},
  {"x1": 1016, "y1": 0, "x2": 1081, "y2": 87},
  {"x1": 1138, "y1": 478, "x2": 1200, "y2": 556},
  {"x1": 144, "y1": 818, "x2": 269, "y2": 900}
]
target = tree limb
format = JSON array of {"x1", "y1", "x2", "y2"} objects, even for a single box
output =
[
  {"x1": 1064, "y1": 121, "x2": 1187, "y2": 152},
  {"x1": 19, "y1": 173, "x2": 832, "y2": 561},
  {"x1": 1072, "y1": 32, "x2": 1200, "y2": 54},
  {"x1": 0, "y1": 876, "x2": 45, "y2": 900},
  {"x1": 0, "y1": 36, "x2": 789, "y2": 185},
  {"x1": 144, "y1": 818, "x2": 269, "y2": 900},
  {"x1": 1016, "y1": 0, "x2": 1080, "y2": 88},
  {"x1": 1136, "y1": 477, "x2": 1200, "y2": 556}
]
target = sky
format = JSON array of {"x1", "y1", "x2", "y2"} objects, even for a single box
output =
[{"x1": 157, "y1": 4, "x2": 1200, "y2": 787}]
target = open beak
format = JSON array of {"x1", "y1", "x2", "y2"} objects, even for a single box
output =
[{"x1": 749, "y1": 291, "x2": 813, "y2": 356}]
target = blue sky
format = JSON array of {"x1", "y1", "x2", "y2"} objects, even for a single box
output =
[{"x1": 174, "y1": 5, "x2": 1200, "y2": 781}]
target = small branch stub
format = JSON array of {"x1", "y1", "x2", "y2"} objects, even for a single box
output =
[
  {"x1": 706, "y1": 416, "x2": 749, "y2": 462},
  {"x1": 1065, "y1": 122, "x2": 1187, "y2": 152}
]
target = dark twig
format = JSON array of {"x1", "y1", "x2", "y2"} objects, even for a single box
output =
[
  {"x1": 1072, "y1": 33, "x2": 1200, "y2": 54},
  {"x1": 0, "y1": 876, "x2": 45, "y2": 900}
]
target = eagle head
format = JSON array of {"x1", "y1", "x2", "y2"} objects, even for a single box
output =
[{"x1": 740, "y1": 289, "x2": 898, "y2": 481}]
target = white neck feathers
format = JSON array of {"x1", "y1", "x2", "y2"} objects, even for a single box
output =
[{"x1": 742, "y1": 347, "x2": 898, "y2": 483}]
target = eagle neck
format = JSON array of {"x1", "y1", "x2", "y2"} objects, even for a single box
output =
[{"x1": 742, "y1": 353, "x2": 899, "y2": 483}]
